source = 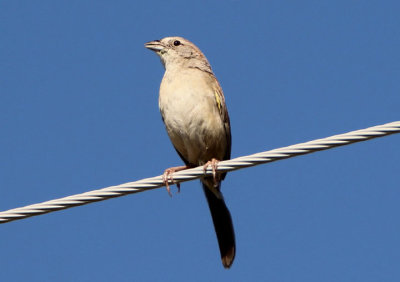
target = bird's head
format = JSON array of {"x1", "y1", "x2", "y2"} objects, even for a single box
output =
[{"x1": 145, "y1": 36, "x2": 212, "y2": 73}]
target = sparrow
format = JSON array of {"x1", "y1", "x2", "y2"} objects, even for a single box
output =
[{"x1": 145, "y1": 36, "x2": 235, "y2": 268}]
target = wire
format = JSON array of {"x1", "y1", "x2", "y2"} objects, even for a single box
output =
[{"x1": 1, "y1": 121, "x2": 399, "y2": 224}]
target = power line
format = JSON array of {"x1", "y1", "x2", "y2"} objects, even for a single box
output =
[{"x1": 1, "y1": 121, "x2": 399, "y2": 224}]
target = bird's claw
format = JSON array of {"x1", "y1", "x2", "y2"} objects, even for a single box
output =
[
  {"x1": 162, "y1": 169, "x2": 174, "y2": 197},
  {"x1": 162, "y1": 166, "x2": 187, "y2": 196},
  {"x1": 203, "y1": 158, "x2": 220, "y2": 187}
]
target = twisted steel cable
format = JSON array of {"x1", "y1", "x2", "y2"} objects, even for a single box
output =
[{"x1": 1, "y1": 121, "x2": 399, "y2": 224}]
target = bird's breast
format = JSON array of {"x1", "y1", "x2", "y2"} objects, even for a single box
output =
[{"x1": 159, "y1": 70, "x2": 227, "y2": 165}]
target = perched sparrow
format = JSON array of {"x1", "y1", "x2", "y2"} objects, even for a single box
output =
[{"x1": 145, "y1": 36, "x2": 235, "y2": 268}]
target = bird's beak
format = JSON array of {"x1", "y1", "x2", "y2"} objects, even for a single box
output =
[{"x1": 145, "y1": 40, "x2": 164, "y2": 52}]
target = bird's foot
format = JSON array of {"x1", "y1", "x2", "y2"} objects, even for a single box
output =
[
  {"x1": 203, "y1": 158, "x2": 221, "y2": 187},
  {"x1": 162, "y1": 165, "x2": 189, "y2": 196}
]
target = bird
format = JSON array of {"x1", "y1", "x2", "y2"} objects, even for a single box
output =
[{"x1": 145, "y1": 36, "x2": 235, "y2": 268}]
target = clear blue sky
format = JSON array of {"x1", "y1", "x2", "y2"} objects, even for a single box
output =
[{"x1": 1, "y1": 1, "x2": 399, "y2": 281}]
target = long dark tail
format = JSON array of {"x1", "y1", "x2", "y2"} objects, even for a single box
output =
[{"x1": 202, "y1": 181, "x2": 236, "y2": 268}]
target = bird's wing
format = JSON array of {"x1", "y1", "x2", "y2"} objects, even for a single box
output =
[{"x1": 214, "y1": 80, "x2": 232, "y2": 163}]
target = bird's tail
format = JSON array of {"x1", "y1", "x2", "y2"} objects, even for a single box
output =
[{"x1": 202, "y1": 180, "x2": 236, "y2": 268}]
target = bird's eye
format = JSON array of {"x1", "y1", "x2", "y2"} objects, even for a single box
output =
[{"x1": 173, "y1": 40, "x2": 181, "y2": 46}]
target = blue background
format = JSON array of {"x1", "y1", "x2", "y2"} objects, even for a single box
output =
[{"x1": 1, "y1": 1, "x2": 399, "y2": 281}]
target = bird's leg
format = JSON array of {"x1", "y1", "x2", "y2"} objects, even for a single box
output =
[
  {"x1": 163, "y1": 165, "x2": 189, "y2": 196},
  {"x1": 203, "y1": 158, "x2": 221, "y2": 187}
]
